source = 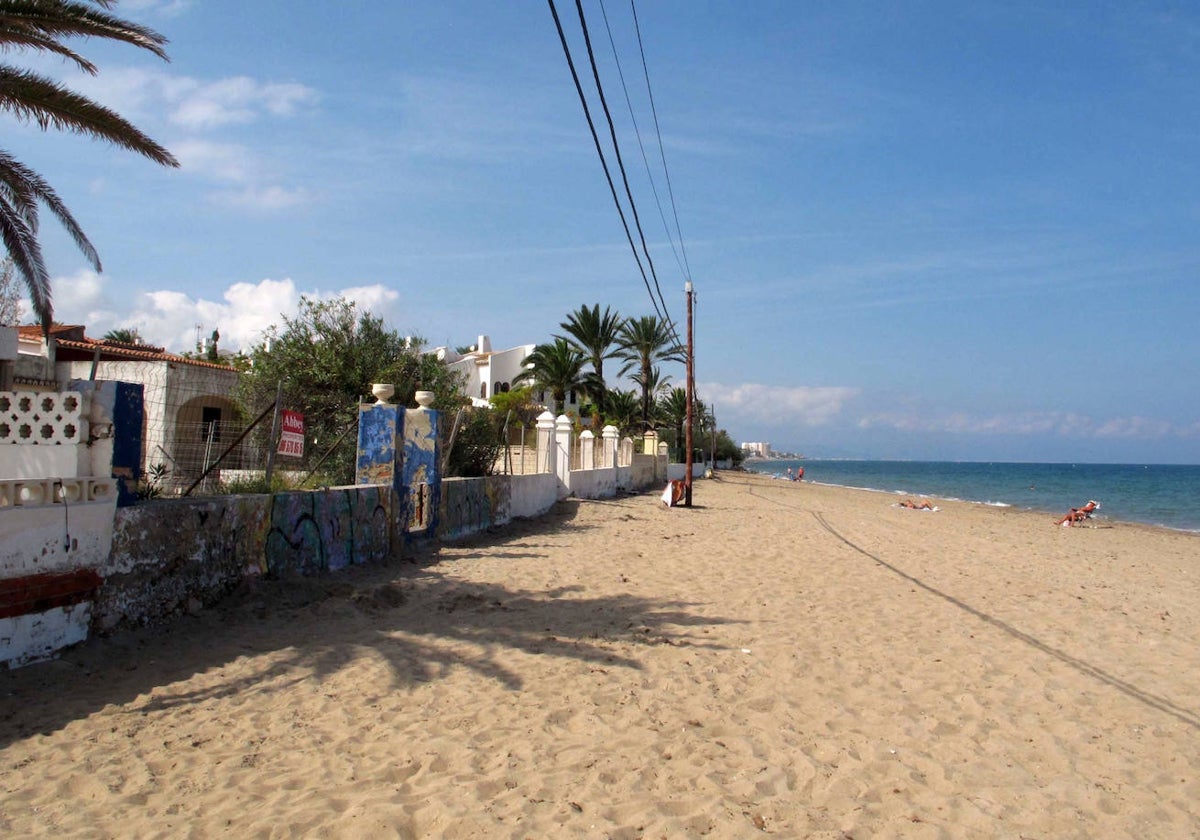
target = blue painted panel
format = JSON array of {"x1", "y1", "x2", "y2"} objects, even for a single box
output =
[
  {"x1": 356, "y1": 403, "x2": 401, "y2": 486},
  {"x1": 112, "y1": 382, "x2": 144, "y2": 507}
]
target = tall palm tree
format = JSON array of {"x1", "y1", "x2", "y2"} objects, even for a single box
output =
[
  {"x1": 0, "y1": 1, "x2": 180, "y2": 331},
  {"x1": 617, "y1": 315, "x2": 685, "y2": 429},
  {"x1": 603, "y1": 389, "x2": 640, "y2": 436},
  {"x1": 515, "y1": 338, "x2": 589, "y2": 415},
  {"x1": 558, "y1": 303, "x2": 625, "y2": 404},
  {"x1": 656, "y1": 386, "x2": 691, "y2": 461}
]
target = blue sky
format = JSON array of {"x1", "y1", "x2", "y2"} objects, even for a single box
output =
[{"x1": 9, "y1": 1, "x2": 1200, "y2": 463}]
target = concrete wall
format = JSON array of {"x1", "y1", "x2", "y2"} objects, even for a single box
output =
[
  {"x1": 95, "y1": 484, "x2": 397, "y2": 631},
  {"x1": 509, "y1": 472, "x2": 558, "y2": 519},
  {"x1": 437, "y1": 472, "x2": 559, "y2": 542},
  {"x1": 668, "y1": 461, "x2": 708, "y2": 481},
  {"x1": 1, "y1": 384, "x2": 121, "y2": 667},
  {"x1": 568, "y1": 466, "x2": 618, "y2": 500},
  {"x1": 631, "y1": 453, "x2": 664, "y2": 489}
]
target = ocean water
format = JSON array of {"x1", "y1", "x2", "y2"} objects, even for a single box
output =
[{"x1": 743, "y1": 460, "x2": 1200, "y2": 533}]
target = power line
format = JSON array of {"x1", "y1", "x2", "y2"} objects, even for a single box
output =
[
  {"x1": 546, "y1": 0, "x2": 665, "y2": 324},
  {"x1": 549, "y1": 0, "x2": 699, "y2": 406},
  {"x1": 597, "y1": 0, "x2": 688, "y2": 293},
  {"x1": 630, "y1": 0, "x2": 692, "y2": 283},
  {"x1": 570, "y1": 0, "x2": 676, "y2": 334}
]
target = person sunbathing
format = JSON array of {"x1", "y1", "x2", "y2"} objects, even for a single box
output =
[
  {"x1": 1057, "y1": 500, "x2": 1100, "y2": 526},
  {"x1": 899, "y1": 498, "x2": 935, "y2": 510}
]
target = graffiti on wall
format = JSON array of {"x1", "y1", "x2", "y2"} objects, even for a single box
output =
[
  {"x1": 265, "y1": 485, "x2": 393, "y2": 576},
  {"x1": 99, "y1": 484, "x2": 397, "y2": 630},
  {"x1": 438, "y1": 476, "x2": 512, "y2": 541}
]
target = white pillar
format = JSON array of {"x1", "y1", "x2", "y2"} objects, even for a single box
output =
[
  {"x1": 602, "y1": 425, "x2": 619, "y2": 469},
  {"x1": 642, "y1": 430, "x2": 658, "y2": 455},
  {"x1": 554, "y1": 414, "x2": 573, "y2": 493},
  {"x1": 535, "y1": 411, "x2": 556, "y2": 475},
  {"x1": 578, "y1": 430, "x2": 595, "y2": 470}
]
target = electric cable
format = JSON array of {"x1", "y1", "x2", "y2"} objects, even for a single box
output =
[
  {"x1": 547, "y1": 0, "x2": 665, "y2": 324},
  {"x1": 597, "y1": 0, "x2": 688, "y2": 285},
  {"x1": 631, "y1": 0, "x2": 692, "y2": 283},
  {"x1": 571, "y1": 0, "x2": 678, "y2": 335}
]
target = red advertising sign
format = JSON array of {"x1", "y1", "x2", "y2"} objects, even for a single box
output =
[{"x1": 277, "y1": 410, "x2": 304, "y2": 457}]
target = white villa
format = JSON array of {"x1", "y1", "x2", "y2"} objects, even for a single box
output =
[
  {"x1": 434, "y1": 334, "x2": 584, "y2": 415},
  {"x1": 12, "y1": 325, "x2": 240, "y2": 492}
]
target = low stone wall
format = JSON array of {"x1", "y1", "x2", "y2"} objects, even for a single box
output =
[
  {"x1": 631, "y1": 453, "x2": 664, "y2": 489},
  {"x1": 569, "y1": 466, "x2": 618, "y2": 500},
  {"x1": 95, "y1": 484, "x2": 397, "y2": 630},
  {"x1": 438, "y1": 472, "x2": 559, "y2": 542}
]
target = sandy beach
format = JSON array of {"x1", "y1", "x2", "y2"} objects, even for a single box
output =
[{"x1": 3, "y1": 472, "x2": 1198, "y2": 838}]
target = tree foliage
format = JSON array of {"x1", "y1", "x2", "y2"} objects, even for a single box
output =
[
  {"x1": 102, "y1": 326, "x2": 141, "y2": 344},
  {"x1": 0, "y1": 0, "x2": 179, "y2": 331},
  {"x1": 515, "y1": 337, "x2": 589, "y2": 415},
  {"x1": 559, "y1": 303, "x2": 625, "y2": 405},
  {"x1": 617, "y1": 315, "x2": 685, "y2": 430},
  {"x1": 235, "y1": 296, "x2": 466, "y2": 485}
]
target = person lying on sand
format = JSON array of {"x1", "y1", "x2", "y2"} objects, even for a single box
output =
[
  {"x1": 898, "y1": 498, "x2": 936, "y2": 510},
  {"x1": 1057, "y1": 499, "x2": 1100, "y2": 527}
]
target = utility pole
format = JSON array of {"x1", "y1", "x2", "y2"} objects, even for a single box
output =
[{"x1": 684, "y1": 280, "x2": 695, "y2": 506}]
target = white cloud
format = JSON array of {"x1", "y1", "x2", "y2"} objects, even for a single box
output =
[
  {"x1": 214, "y1": 185, "x2": 312, "y2": 212},
  {"x1": 701, "y1": 382, "x2": 859, "y2": 427},
  {"x1": 49, "y1": 275, "x2": 402, "y2": 353},
  {"x1": 170, "y1": 77, "x2": 317, "y2": 130},
  {"x1": 64, "y1": 67, "x2": 317, "y2": 132},
  {"x1": 857, "y1": 408, "x2": 1199, "y2": 440},
  {"x1": 171, "y1": 139, "x2": 256, "y2": 182},
  {"x1": 55, "y1": 65, "x2": 316, "y2": 211}
]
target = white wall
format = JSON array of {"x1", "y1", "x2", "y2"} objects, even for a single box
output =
[{"x1": 508, "y1": 472, "x2": 558, "y2": 519}]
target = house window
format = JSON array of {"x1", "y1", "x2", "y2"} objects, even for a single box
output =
[
  {"x1": 500, "y1": 382, "x2": 510, "y2": 393},
  {"x1": 480, "y1": 382, "x2": 488, "y2": 399},
  {"x1": 569, "y1": 389, "x2": 576, "y2": 405}
]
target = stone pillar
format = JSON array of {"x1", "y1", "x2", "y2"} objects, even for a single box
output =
[
  {"x1": 402, "y1": 399, "x2": 440, "y2": 534},
  {"x1": 642, "y1": 430, "x2": 658, "y2": 454},
  {"x1": 578, "y1": 430, "x2": 594, "y2": 470},
  {"x1": 535, "y1": 411, "x2": 556, "y2": 475},
  {"x1": 356, "y1": 398, "x2": 403, "y2": 488},
  {"x1": 554, "y1": 414, "x2": 572, "y2": 496},
  {"x1": 602, "y1": 425, "x2": 619, "y2": 469}
]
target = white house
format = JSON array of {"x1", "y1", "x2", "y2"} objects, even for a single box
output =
[
  {"x1": 434, "y1": 334, "x2": 584, "y2": 415},
  {"x1": 16, "y1": 325, "x2": 240, "y2": 493}
]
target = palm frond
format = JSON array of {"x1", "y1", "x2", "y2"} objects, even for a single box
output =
[
  {"x1": 0, "y1": 191, "x2": 50, "y2": 328},
  {"x1": 0, "y1": 68, "x2": 178, "y2": 166},
  {"x1": 0, "y1": 1, "x2": 170, "y2": 62}
]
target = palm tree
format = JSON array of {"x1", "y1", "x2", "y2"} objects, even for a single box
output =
[
  {"x1": 617, "y1": 315, "x2": 685, "y2": 429},
  {"x1": 515, "y1": 338, "x2": 589, "y2": 415},
  {"x1": 103, "y1": 326, "x2": 141, "y2": 344},
  {"x1": 558, "y1": 303, "x2": 625, "y2": 405},
  {"x1": 603, "y1": 389, "x2": 640, "y2": 436},
  {"x1": 656, "y1": 387, "x2": 692, "y2": 461},
  {"x1": 0, "y1": 1, "x2": 180, "y2": 331}
]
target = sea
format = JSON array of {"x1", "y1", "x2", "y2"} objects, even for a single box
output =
[{"x1": 742, "y1": 460, "x2": 1200, "y2": 533}]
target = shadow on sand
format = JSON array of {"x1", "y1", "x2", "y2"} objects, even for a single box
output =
[{"x1": 1, "y1": 499, "x2": 739, "y2": 747}]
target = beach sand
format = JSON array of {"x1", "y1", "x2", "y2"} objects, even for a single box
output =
[{"x1": 3, "y1": 472, "x2": 1199, "y2": 838}]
